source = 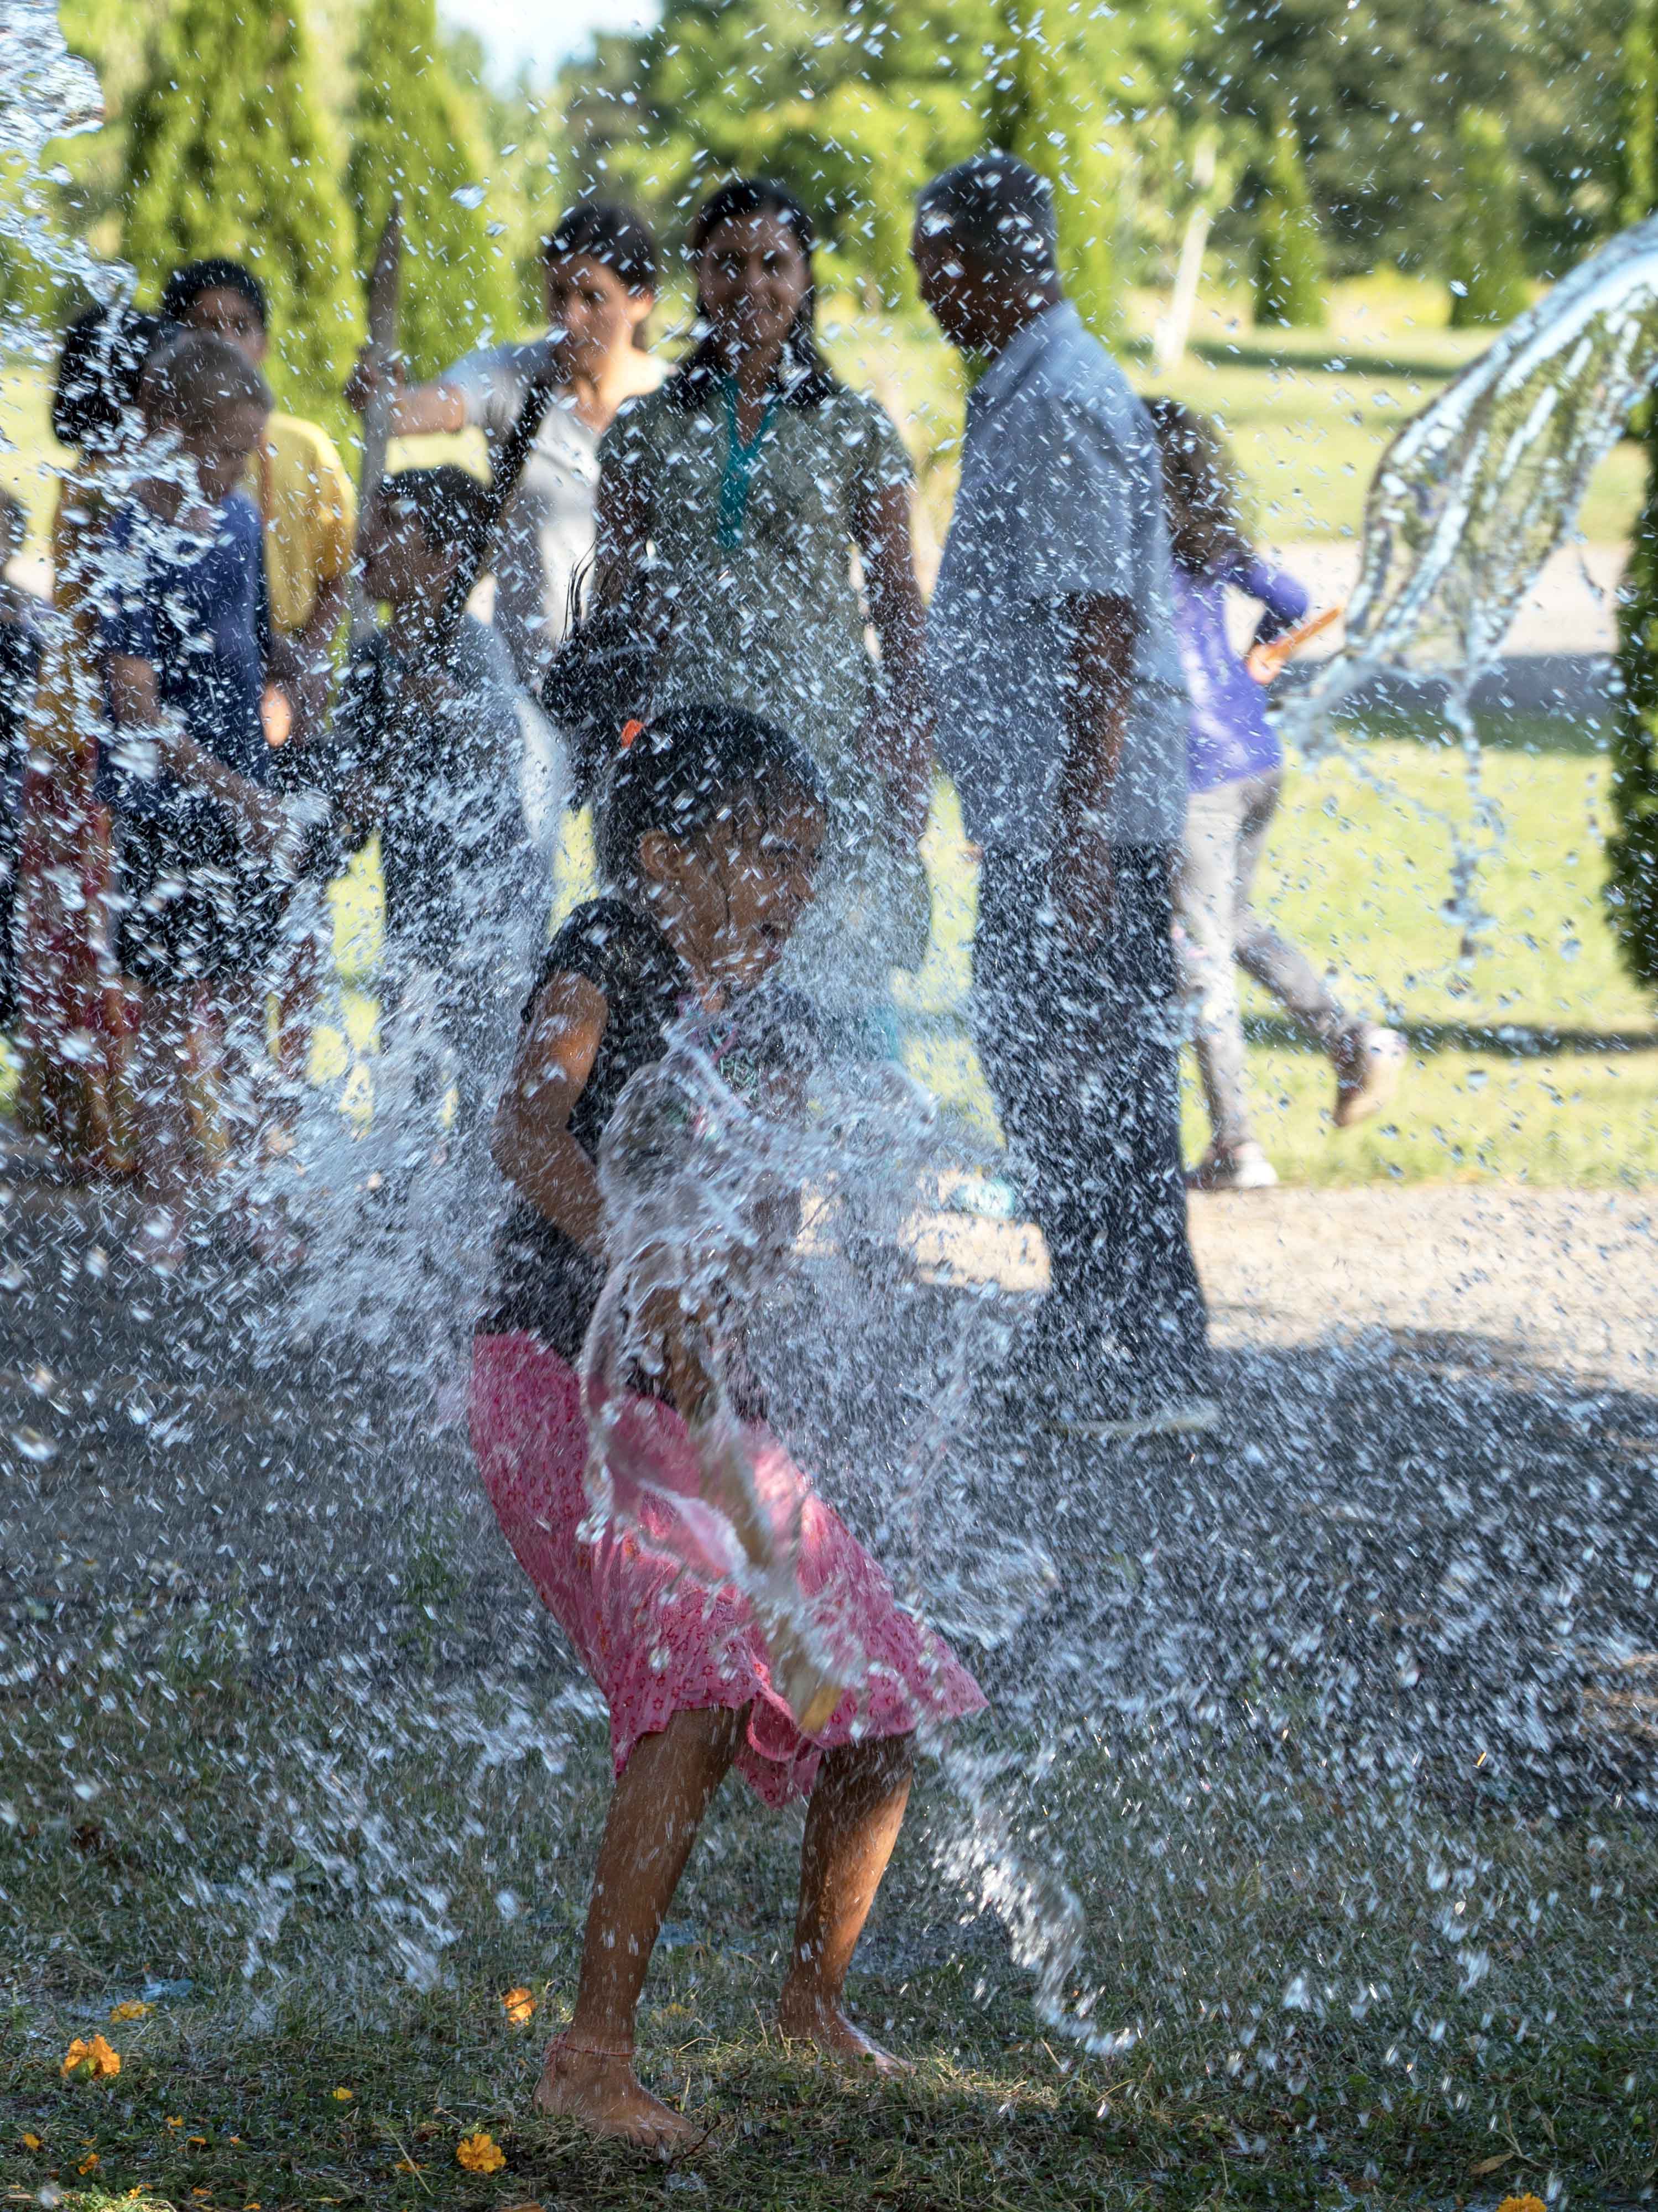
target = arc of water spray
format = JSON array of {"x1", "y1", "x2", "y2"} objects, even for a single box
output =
[{"x1": 1282, "y1": 210, "x2": 1658, "y2": 753}]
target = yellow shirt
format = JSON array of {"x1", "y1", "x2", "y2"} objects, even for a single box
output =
[{"x1": 245, "y1": 411, "x2": 357, "y2": 637}]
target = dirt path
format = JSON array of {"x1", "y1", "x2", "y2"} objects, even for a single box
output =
[{"x1": 913, "y1": 1182, "x2": 1657, "y2": 1392}]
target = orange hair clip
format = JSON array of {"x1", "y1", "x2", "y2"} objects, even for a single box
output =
[{"x1": 619, "y1": 718, "x2": 646, "y2": 751}]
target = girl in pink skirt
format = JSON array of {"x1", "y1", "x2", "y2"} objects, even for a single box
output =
[{"x1": 470, "y1": 701, "x2": 984, "y2": 2150}]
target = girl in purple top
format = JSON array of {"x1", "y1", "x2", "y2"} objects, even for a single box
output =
[{"x1": 1148, "y1": 401, "x2": 1404, "y2": 1190}]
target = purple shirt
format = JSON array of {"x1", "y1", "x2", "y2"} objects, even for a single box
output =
[{"x1": 1171, "y1": 554, "x2": 1310, "y2": 792}]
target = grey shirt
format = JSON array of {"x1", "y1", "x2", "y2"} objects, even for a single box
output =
[
  {"x1": 445, "y1": 339, "x2": 665, "y2": 688},
  {"x1": 928, "y1": 302, "x2": 1189, "y2": 853}
]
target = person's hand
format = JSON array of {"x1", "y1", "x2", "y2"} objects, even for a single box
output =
[
  {"x1": 344, "y1": 346, "x2": 405, "y2": 419},
  {"x1": 1245, "y1": 640, "x2": 1282, "y2": 686}
]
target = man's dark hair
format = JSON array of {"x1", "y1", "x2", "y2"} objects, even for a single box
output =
[
  {"x1": 544, "y1": 199, "x2": 658, "y2": 296},
  {"x1": 160, "y1": 258, "x2": 269, "y2": 331},
  {"x1": 596, "y1": 698, "x2": 826, "y2": 886},
  {"x1": 53, "y1": 305, "x2": 174, "y2": 451},
  {"x1": 140, "y1": 332, "x2": 273, "y2": 431},
  {"x1": 916, "y1": 153, "x2": 1059, "y2": 279},
  {"x1": 378, "y1": 465, "x2": 494, "y2": 554},
  {"x1": 667, "y1": 175, "x2": 841, "y2": 413}
]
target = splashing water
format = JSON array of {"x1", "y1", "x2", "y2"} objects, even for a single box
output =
[
  {"x1": 1, "y1": 2, "x2": 1656, "y2": 2189},
  {"x1": 1287, "y1": 211, "x2": 1658, "y2": 744}
]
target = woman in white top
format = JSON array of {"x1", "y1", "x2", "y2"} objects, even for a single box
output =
[{"x1": 348, "y1": 201, "x2": 665, "y2": 687}]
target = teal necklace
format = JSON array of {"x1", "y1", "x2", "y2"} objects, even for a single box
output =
[{"x1": 716, "y1": 375, "x2": 780, "y2": 551}]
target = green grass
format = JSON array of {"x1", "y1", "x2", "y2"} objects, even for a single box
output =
[
  {"x1": 9, "y1": 721, "x2": 1653, "y2": 1186},
  {"x1": 4, "y1": 1652, "x2": 1654, "y2": 2210}
]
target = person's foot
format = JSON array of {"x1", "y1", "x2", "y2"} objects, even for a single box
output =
[
  {"x1": 1186, "y1": 1141, "x2": 1278, "y2": 1192},
  {"x1": 775, "y1": 1985, "x2": 913, "y2": 2075},
  {"x1": 1333, "y1": 1024, "x2": 1406, "y2": 1128},
  {"x1": 531, "y1": 2040, "x2": 695, "y2": 2154}
]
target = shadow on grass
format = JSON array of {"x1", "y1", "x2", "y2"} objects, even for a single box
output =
[{"x1": 1242, "y1": 1011, "x2": 1658, "y2": 1057}]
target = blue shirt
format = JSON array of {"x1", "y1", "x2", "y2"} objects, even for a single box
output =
[
  {"x1": 1172, "y1": 554, "x2": 1310, "y2": 793},
  {"x1": 927, "y1": 302, "x2": 1190, "y2": 852},
  {"x1": 97, "y1": 492, "x2": 269, "y2": 817}
]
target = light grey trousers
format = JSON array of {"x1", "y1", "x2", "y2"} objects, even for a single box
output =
[{"x1": 1174, "y1": 770, "x2": 1349, "y2": 1152}]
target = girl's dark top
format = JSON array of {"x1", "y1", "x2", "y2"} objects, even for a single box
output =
[{"x1": 481, "y1": 896, "x2": 691, "y2": 1355}]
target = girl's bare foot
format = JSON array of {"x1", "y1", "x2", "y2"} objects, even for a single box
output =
[
  {"x1": 531, "y1": 2041, "x2": 694, "y2": 2154},
  {"x1": 775, "y1": 1985, "x2": 913, "y2": 2075}
]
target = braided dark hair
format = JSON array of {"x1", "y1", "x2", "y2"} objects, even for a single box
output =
[
  {"x1": 596, "y1": 700, "x2": 826, "y2": 888},
  {"x1": 666, "y1": 176, "x2": 841, "y2": 413}
]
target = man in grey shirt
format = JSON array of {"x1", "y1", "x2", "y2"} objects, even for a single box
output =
[{"x1": 916, "y1": 154, "x2": 1211, "y2": 1430}]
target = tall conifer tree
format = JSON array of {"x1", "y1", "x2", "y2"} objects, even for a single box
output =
[
  {"x1": 1252, "y1": 109, "x2": 1326, "y2": 328},
  {"x1": 1447, "y1": 109, "x2": 1529, "y2": 327},
  {"x1": 1610, "y1": 1, "x2": 1658, "y2": 992},
  {"x1": 347, "y1": 0, "x2": 513, "y2": 380},
  {"x1": 121, "y1": 0, "x2": 358, "y2": 406},
  {"x1": 988, "y1": 3, "x2": 1125, "y2": 341}
]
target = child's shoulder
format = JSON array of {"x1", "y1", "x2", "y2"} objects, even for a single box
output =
[{"x1": 538, "y1": 896, "x2": 678, "y2": 1008}]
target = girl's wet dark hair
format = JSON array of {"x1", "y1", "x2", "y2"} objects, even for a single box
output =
[
  {"x1": 1144, "y1": 397, "x2": 1253, "y2": 576},
  {"x1": 53, "y1": 304, "x2": 175, "y2": 452},
  {"x1": 666, "y1": 176, "x2": 841, "y2": 413},
  {"x1": 596, "y1": 700, "x2": 826, "y2": 886},
  {"x1": 544, "y1": 199, "x2": 658, "y2": 296}
]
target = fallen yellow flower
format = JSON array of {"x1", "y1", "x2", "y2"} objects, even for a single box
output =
[
  {"x1": 331, "y1": 2086, "x2": 354, "y2": 2101},
  {"x1": 108, "y1": 1999, "x2": 153, "y2": 2023},
  {"x1": 61, "y1": 2033, "x2": 121, "y2": 2081},
  {"x1": 77, "y1": 2151, "x2": 100, "y2": 2174},
  {"x1": 164, "y1": 2115, "x2": 184, "y2": 2128},
  {"x1": 456, "y1": 2130, "x2": 506, "y2": 2174},
  {"x1": 1495, "y1": 2199, "x2": 1547, "y2": 2212},
  {"x1": 501, "y1": 1986, "x2": 536, "y2": 2026},
  {"x1": 21, "y1": 2132, "x2": 43, "y2": 2151}
]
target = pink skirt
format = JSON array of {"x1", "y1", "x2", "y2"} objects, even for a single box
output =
[{"x1": 470, "y1": 1331, "x2": 986, "y2": 1807}]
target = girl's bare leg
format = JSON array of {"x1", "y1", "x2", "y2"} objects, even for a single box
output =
[
  {"x1": 535, "y1": 1704, "x2": 742, "y2": 2149},
  {"x1": 777, "y1": 1735, "x2": 914, "y2": 2071}
]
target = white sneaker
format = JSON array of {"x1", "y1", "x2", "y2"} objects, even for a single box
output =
[
  {"x1": 1186, "y1": 1141, "x2": 1279, "y2": 1192},
  {"x1": 1333, "y1": 1025, "x2": 1406, "y2": 1129}
]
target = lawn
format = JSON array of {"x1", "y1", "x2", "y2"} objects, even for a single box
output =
[
  {"x1": 291, "y1": 711, "x2": 1654, "y2": 1191},
  {"x1": 4, "y1": 1632, "x2": 1654, "y2": 2210}
]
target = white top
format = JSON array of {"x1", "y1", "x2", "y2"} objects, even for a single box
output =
[
  {"x1": 445, "y1": 338, "x2": 664, "y2": 689},
  {"x1": 928, "y1": 302, "x2": 1190, "y2": 852}
]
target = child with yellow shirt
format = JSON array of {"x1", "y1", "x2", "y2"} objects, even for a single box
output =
[{"x1": 161, "y1": 259, "x2": 356, "y2": 745}]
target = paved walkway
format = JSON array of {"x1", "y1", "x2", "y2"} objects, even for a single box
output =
[
  {"x1": 910, "y1": 1183, "x2": 1658, "y2": 1393},
  {"x1": 1258, "y1": 540, "x2": 1625, "y2": 661}
]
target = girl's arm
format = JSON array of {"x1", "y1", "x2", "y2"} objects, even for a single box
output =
[
  {"x1": 490, "y1": 969, "x2": 609, "y2": 1253},
  {"x1": 344, "y1": 351, "x2": 468, "y2": 438},
  {"x1": 105, "y1": 652, "x2": 289, "y2": 854},
  {"x1": 496, "y1": 966, "x2": 723, "y2": 1416},
  {"x1": 852, "y1": 477, "x2": 935, "y2": 842},
  {"x1": 1238, "y1": 554, "x2": 1311, "y2": 648}
]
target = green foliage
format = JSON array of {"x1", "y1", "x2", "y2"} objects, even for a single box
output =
[
  {"x1": 1202, "y1": 0, "x2": 1624, "y2": 280},
  {"x1": 562, "y1": 2, "x2": 992, "y2": 315},
  {"x1": 346, "y1": 0, "x2": 515, "y2": 378},
  {"x1": 1448, "y1": 109, "x2": 1530, "y2": 327},
  {"x1": 1610, "y1": 0, "x2": 1658, "y2": 998},
  {"x1": 988, "y1": 4, "x2": 1128, "y2": 341},
  {"x1": 1622, "y1": 0, "x2": 1658, "y2": 228},
  {"x1": 1610, "y1": 437, "x2": 1658, "y2": 993},
  {"x1": 1252, "y1": 112, "x2": 1325, "y2": 328},
  {"x1": 119, "y1": 0, "x2": 359, "y2": 408}
]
